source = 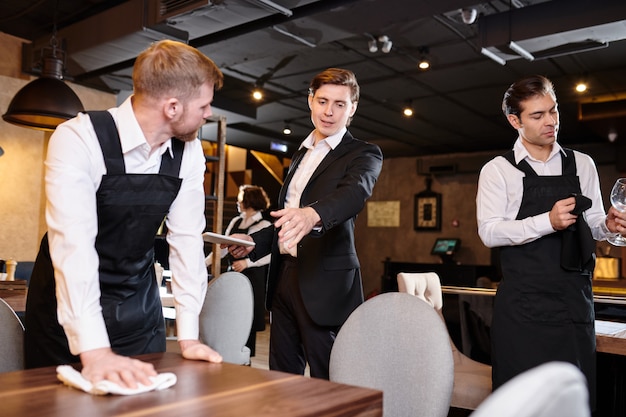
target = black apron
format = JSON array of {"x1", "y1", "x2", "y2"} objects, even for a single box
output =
[
  {"x1": 24, "y1": 111, "x2": 184, "y2": 368},
  {"x1": 491, "y1": 149, "x2": 596, "y2": 408},
  {"x1": 227, "y1": 217, "x2": 268, "y2": 332}
]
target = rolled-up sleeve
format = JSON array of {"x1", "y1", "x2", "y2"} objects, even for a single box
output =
[{"x1": 477, "y1": 157, "x2": 555, "y2": 248}]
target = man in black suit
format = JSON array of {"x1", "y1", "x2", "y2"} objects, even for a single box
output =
[{"x1": 228, "y1": 68, "x2": 382, "y2": 379}]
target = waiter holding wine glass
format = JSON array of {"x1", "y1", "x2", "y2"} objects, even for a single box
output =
[{"x1": 477, "y1": 74, "x2": 626, "y2": 411}]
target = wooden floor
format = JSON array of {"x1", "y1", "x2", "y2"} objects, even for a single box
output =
[{"x1": 250, "y1": 325, "x2": 270, "y2": 370}]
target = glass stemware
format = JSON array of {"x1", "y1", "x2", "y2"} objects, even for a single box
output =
[{"x1": 607, "y1": 178, "x2": 626, "y2": 246}]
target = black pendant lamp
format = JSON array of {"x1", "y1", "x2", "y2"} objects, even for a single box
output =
[{"x1": 3, "y1": 34, "x2": 84, "y2": 132}]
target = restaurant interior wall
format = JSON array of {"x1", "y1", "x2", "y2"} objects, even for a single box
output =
[{"x1": 0, "y1": 32, "x2": 116, "y2": 263}]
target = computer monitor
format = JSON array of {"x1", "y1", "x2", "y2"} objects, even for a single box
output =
[{"x1": 431, "y1": 238, "x2": 461, "y2": 256}]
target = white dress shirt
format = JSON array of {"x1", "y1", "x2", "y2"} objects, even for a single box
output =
[
  {"x1": 281, "y1": 127, "x2": 346, "y2": 256},
  {"x1": 46, "y1": 97, "x2": 208, "y2": 355},
  {"x1": 477, "y1": 138, "x2": 610, "y2": 248}
]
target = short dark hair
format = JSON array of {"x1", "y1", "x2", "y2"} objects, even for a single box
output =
[
  {"x1": 502, "y1": 75, "x2": 556, "y2": 117},
  {"x1": 239, "y1": 185, "x2": 270, "y2": 211}
]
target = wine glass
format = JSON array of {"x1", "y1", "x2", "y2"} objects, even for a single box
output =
[{"x1": 607, "y1": 178, "x2": 626, "y2": 246}]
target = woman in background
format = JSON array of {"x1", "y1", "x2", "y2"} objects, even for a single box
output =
[{"x1": 206, "y1": 185, "x2": 271, "y2": 355}]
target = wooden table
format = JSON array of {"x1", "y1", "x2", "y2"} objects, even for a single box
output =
[
  {"x1": 0, "y1": 352, "x2": 382, "y2": 417},
  {"x1": 2, "y1": 287, "x2": 173, "y2": 313}
]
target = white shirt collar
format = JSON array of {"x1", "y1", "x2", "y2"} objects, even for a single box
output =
[
  {"x1": 298, "y1": 127, "x2": 347, "y2": 151},
  {"x1": 116, "y1": 96, "x2": 173, "y2": 158},
  {"x1": 513, "y1": 137, "x2": 565, "y2": 164},
  {"x1": 240, "y1": 210, "x2": 262, "y2": 220}
]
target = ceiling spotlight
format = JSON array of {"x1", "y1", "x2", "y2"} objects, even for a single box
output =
[
  {"x1": 252, "y1": 87, "x2": 263, "y2": 101},
  {"x1": 365, "y1": 33, "x2": 378, "y2": 53},
  {"x1": 403, "y1": 101, "x2": 414, "y2": 117},
  {"x1": 378, "y1": 35, "x2": 392, "y2": 53},
  {"x1": 460, "y1": 8, "x2": 478, "y2": 25},
  {"x1": 608, "y1": 129, "x2": 618, "y2": 143},
  {"x1": 417, "y1": 47, "x2": 431, "y2": 70},
  {"x1": 283, "y1": 123, "x2": 292, "y2": 135},
  {"x1": 368, "y1": 39, "x2": 378, "y2": 53},
  {"x1": 575, "y1": 82, "x2": 587, "y2": 93}
]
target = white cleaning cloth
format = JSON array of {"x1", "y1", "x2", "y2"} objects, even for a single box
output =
[{"x1": 57, "y1": 365, "x2": 177, "y2": 395}]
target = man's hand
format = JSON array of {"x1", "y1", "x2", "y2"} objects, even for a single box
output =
[
  {"x1": 549, "y1": 197, "x2": 577, "y2": 231},
  {"x1": 272, "y1": 207, "x2": 321, "y2": 249},
  {"x1": 223, "y1": 234, "x2": 254, "y2": 259},
  {"x1": 179, "y1": 339, "x2": 223, "y2": 363},
  {"x1": 80, "y1": 347, "x2": 157, "y2": 389},
  {"x1": 606, "y1": 206, "x2": 626, "y2": 234}
]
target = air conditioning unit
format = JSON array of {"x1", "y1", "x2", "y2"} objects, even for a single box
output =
[
  {"x1": 417, "y1": 152, "x2": 498, "y2": 176},
  {"x1": 578, "y1": 96, "x2": 626, "y2": 121}
]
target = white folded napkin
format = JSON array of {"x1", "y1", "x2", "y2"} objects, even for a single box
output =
[{"x1": 56, "y1": 365, "x2": 177, "y2": 395}]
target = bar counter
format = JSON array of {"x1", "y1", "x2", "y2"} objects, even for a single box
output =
[
  {"x1": 441, "y1": 285, "x2": 626, "y2": 356},
  {"x1": 0, "y1": 352, "x2": 382, "y2": 417}
]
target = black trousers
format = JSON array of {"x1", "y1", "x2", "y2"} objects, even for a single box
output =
[{"x1": 269, "y1": 255, "x2": 338, "y2": 379}]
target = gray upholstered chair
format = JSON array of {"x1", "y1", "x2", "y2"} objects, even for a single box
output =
[
  {"x1": 470, "y1": 362, "x2": 590, "y2": 417},
  {"x1": 0, "y1": 297, "x2": 25, "y2": 372},
  {"x1": 329, "y1": 292, "x2": 454, "y2": 417},
  {"x1": 397, "y1": 271, "x2": 493, "y2": 410},
  {"x1": 199, "y1": 271, "x2": 254, "y2": 365}
]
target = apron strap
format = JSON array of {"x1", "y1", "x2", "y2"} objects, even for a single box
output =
[
  {"x1": 159, "y1": 138, "x2": 185, "y2": 177},
  {"x1": 561, "y1": 148, "x2": 576, "y2": 176},
  {"x1": 87, "y1": 111, "x2": 125, "y2": 175}
]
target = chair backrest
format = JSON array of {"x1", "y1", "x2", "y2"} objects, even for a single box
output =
[
  {"x1": 470, "y1": 362, "x2": 590, "y2": 417},
  {"x1": 329, "y1": 292, "x2": 454, "y2": 417},
  {"x1": 0, "y1": 298, "x2": 25, "y2": 372},
  {"x1": 198, "y1": 271, "x2": 254, "y2": 365},
  {"x1": 397, "y1": 271, "x2": 443, "y2": 311},
  {"x1": 398, "y1": 271, "x2": 493, "y2": 411}
]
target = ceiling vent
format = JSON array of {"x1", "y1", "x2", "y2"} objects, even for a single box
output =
[
  {"x1": 22, "y1": 0, "x2": 193, "y2": 80},
  {"x1": 156, "y1": 0, "x2": 214, "y2": 19},
  {"x1": 21, "y1": 0, "x2": 273, "y2": 84}
]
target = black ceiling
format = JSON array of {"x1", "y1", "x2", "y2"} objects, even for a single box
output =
[{"x1": 2, "y1": 0, "x2": 626, "y2": 158}]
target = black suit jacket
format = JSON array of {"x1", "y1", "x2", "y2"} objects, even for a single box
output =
[{"x1": 250, "y1": 131, "x2": 383, "y2": 327}]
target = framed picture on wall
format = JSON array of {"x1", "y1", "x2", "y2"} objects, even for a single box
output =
[{"x1": 414, "y1": 191, "x2": 441, "y2": 231}]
